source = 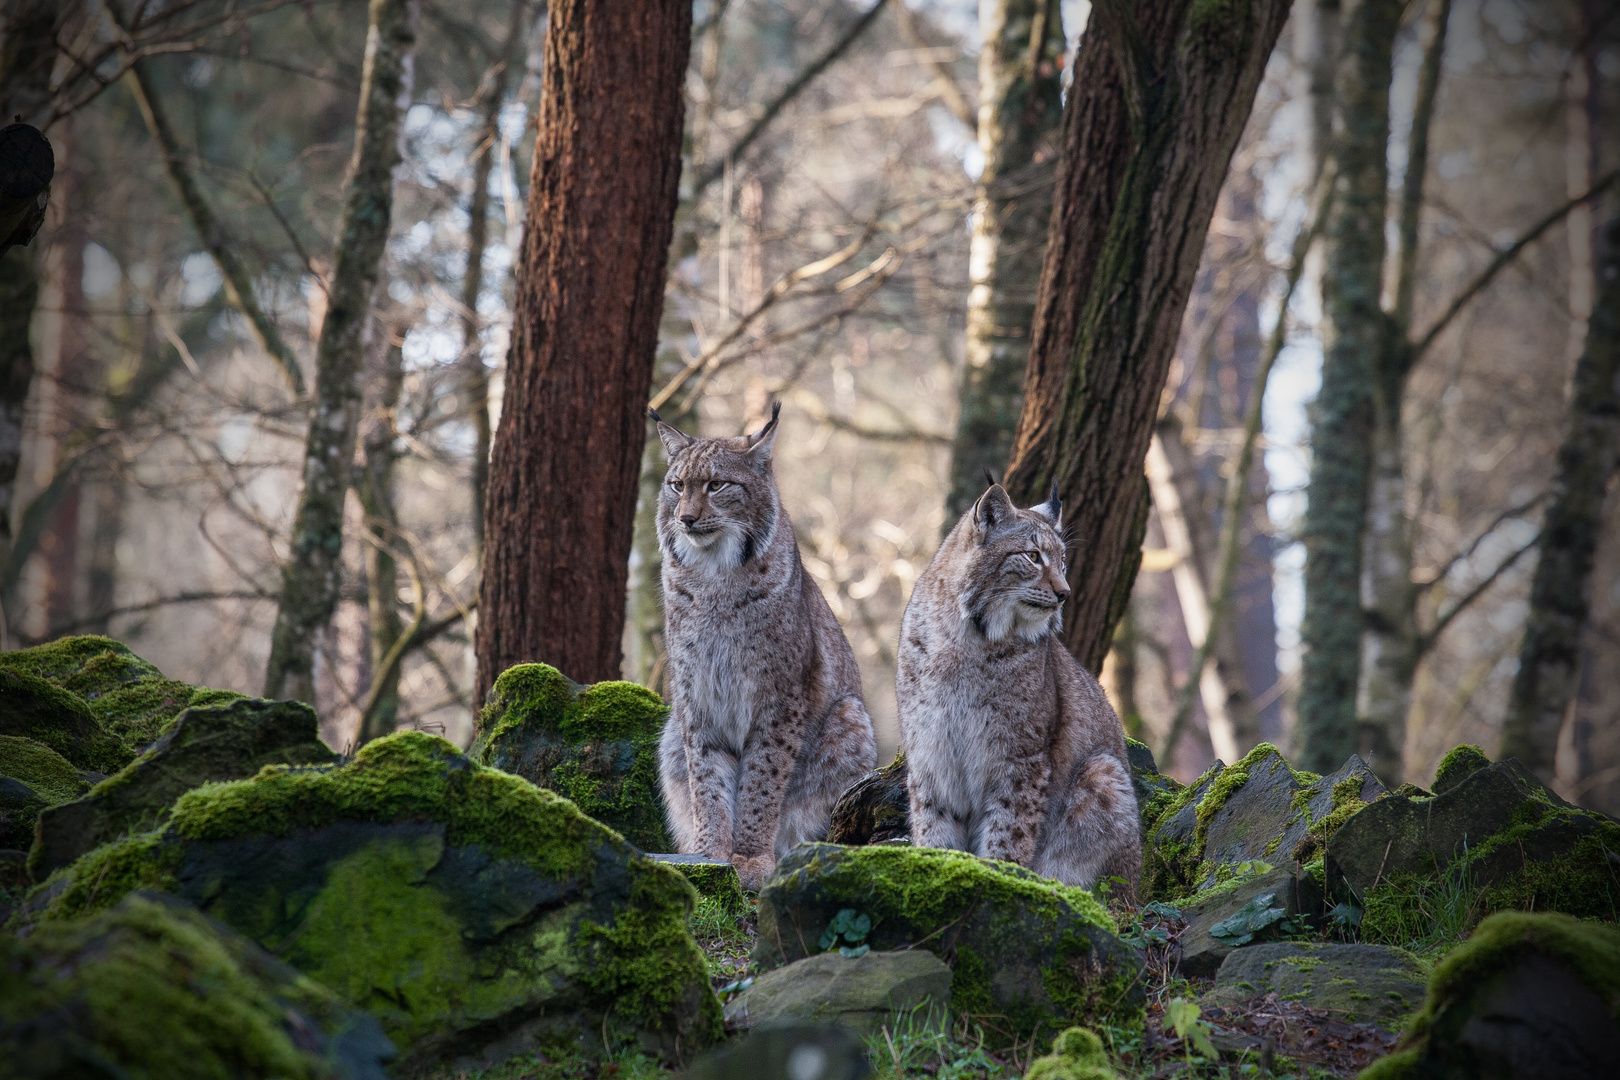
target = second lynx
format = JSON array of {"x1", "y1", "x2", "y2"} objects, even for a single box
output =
[{"x1": 897, "y1": 483, "x2": 1141, "y2": 890}]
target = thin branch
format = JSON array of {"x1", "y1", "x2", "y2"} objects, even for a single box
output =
[
  {"x1": 1416, "y1": 490, "x2": 1549, "y2": 593},
  {"x1": 1411, "y1": 169, "x2": 1619, "y2": 363},
  {"x1": 1390, "y1": 0, "x2": 1451, "y2": 342},
  {"x1": 1418, "y1": 534, "x2": 1540, "y2": 654},
  {"x1": 39, "y1": 590, "x2": 271, "y2": 640},
  {"x1": 891, "y1": 0, "x2": 975, "y2": 132},
  {"x1": 690, "y1": 0, "x2": 891, "y2": 200}
]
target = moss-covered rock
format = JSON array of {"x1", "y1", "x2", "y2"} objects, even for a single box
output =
[
  {"x1": 1126, "y1": 738, "x2": 1180, "y2": 840},
  {"x1": 651, "y1": 853, "x2": 748, "y2": 919},
  {"x1": 1326, "y1": 755, "x2": 1620, "y2": 923},
  {"x1": 18, "y1": 731, "x2": 720, "y2": 1073},
  {"x1": 1023, "y1": 1027, "x2": 1123, "y2": 1080},
  {"x1": 683, "y1": 1023, "x2": 870, "y2": 1080},
  {"x1": 1205, "y1": 942, "x2": 1427, "y2": 1028},
  {"x1": 1430, "y1": 744, "x2": 1490, "y2": 796},
  {"x1": 1357, "y1": 912, "x2": 1620, "y2": 1080},
  {"x1": 826, "y1": 755, "x2": 910, "y2": 846},
  {"x1": 475, "y1": 663, "x2": 671, "y2": 851},
  {"x1": 1174, "y1": 864, "x2": 1322, "y2": 976},
  {"x1": 0, "y1": 735, "x2": 98, "y2": 849},
  {"x1": 0, "y1": 668, "x2": 129, "y2": 775},
  {"x1": 754, "y1": 842, "x2": 1143, "y2": 1048},
  {"x1": 29, "y1": 697, "x2": 336, "y2": 880},
  {"x1": 0, "y1": 890, "x2": 394, "y2": 1079},
  {"x1": 724, "y1": 949, "x2": 952, "y2": 1036}
]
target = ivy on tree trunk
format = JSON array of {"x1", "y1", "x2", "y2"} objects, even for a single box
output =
[
  {"x1": 476, "y1": 0, "x2": 692, "y2": 697},
  {"x1": 1002, "y1": 0, "x2": 1293, "y2": 674}
]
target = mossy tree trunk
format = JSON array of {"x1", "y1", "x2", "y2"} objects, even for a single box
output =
[
  {"x1": 476, "y1": 0, "x2": 691, "y2": 698},
  {"x1": 1501, "y1": 214, "x2": 1620, "y2": 779},
  {"x1": 358, "y1": 329, "x2": 407, "y2": 744},
  {"x1": 944, "y1": 0, "x2": 1064, "y2": 520},
  {"x1": 1297, "y1": 0, "x2": 1401, "y2": 774},
  {"x1": 263, "y1": 0, "x2": 417, "y2": 703},
  {"x1": 1000, "y1": 0, "x2": 1293, "y2": 674},
  {"x1": 1352, "y1": 0, "x2": 1451, "y2": 784}
]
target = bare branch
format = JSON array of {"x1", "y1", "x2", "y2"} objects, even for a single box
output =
[
  {"x1": 1416, "y1": 490, "x2": 1549, "y2": 594},
  {"x1": 1419, "y1": 534, "x2": 1540, "y2": 654}
]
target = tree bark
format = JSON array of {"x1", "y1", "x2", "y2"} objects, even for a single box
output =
[
  {"x1": 1353, "y1": 0, "x2": 1451, "y2": 784},
  {"x1": 476, "y1": 0, "x2": 692, "y2": 697},
  {"x1": 358, "y1": 328, "x2": 407, "y2": 744},
  {"x1": 1297, "y1": 0, "x2": 1401, "y2": 774},
  {"x1": 945, "y1": 0, "x2": 1064, "y2": 520},
  {"x1": 1001, "y1": 0, "x2": 1292, "y2": 674},
  {"x1": 263, "y1": 0, "x2": 416, "y2": 703},
  {"x1": 1500, "y1": 214, "x2": 1620, "y2": 779}
]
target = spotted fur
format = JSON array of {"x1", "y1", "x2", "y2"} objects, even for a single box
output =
[
  {"x1": 653, "y1": 405, "x2": 876, "y2": 890},
  {"x1": 896, "y1": 483, "x2": 1141, "y2": 890}
]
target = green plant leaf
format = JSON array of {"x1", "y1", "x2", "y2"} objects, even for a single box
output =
[{"x1": 1209, "y1": 892, "x2": 1288, "y2": 946}]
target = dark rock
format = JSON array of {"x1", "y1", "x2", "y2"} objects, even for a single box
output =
[
  {"x1": 0, "y1": 735, "x2": 98, "y2": 850},
  {"x1": 0, "y1": 890, "x2": 394, "y2": 1079},
  {"x1": 20, "y1": 731, "x2": 722, "y2": 1072},
  {"x1": 1327, "y1": 756, "x2": 1620, "y2": 921},
  {"x1": 474, "y1": 663, "x2": 671, "y2": 850},
  {"x1": 1358, "y1": 912, "x2": 1620, "y2": 1080},
  {"x1": 682, "y1": 1023, "x2": 871, "y2": 1080},
  {"x1": 1175, "y1": 866, "x2": 1322, "y2": 977},
  {"x1": 725, "y1": 949, "x2": 952, "y2": 1036},
  {"x1": 754, "y1": 842, "x2": 1143, "y2": 1047},
  {"x1": 1126, "y1": 737, "x2": 1180, "y2": 840},
  {"x1": 1431, "y1": 744, "x2": 1490, "y2": 795},
  {"x1": 652, "y1": 853, "x2": 748, "y2": 916},
  {"x1": 826, "y1": 756, "x2": 910, "y2": 846},
  {"x1": 0, "y1": 668, "x2": 127, "y2": 775},
  {"x1": 1205, "y1": 942, "x2": 1426, "y2": 1027},
  {"x1": 30, "y1": 697, "x2": 335, "y2": 879}
]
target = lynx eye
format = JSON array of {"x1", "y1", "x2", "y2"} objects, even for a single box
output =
[
  {"x1": 1021, "y1": 550, "x2": 1043, "y2": 566},
  {"x1": 670, "y1": 479, "x2": 684, "y2": 492},
  {"x1": 707, "y1": 480, "x2": 727, "y2": 493}
]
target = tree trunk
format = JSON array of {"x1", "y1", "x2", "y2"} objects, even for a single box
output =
[
  {"x1": 1297, "y1": 0, "x2": 1401, "y2": 774},
  {"x1": 944, "y1": 0, "x2": 1064, "y2": 519},
  {"x1": 358, "y1": 327, "x2": 407, "y2": 744},
  {"x1": 476, "y1": 0, "x2": 692, "y2": 698},
  {"x1": 264, "y1": 0, "x2": 417, "y2": 703},
  {"x1": 1500, "y1": 214, "x2": 1620, "y2": 779},
  {"x1": 1001, "y1": 0, "x2": 1292, "y2": 674},
  {"x1": 1353, "y1": 0, "x2": 1451, "y2": 785}
]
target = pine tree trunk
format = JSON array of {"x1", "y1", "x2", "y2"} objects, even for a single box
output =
[
  {"x1": 1352, "y1": 0, "x2": 1451, "y2": 784},
  {"x1": 945, "y1": 0, "x2": 1064, "y2": 519},
  {"x1": 1001, "y1": 0, "x2": 1292, "y2": 674},
  {"x1": 475, "y1": 0, "x2": 692, "y2": 698},
  {"x1": 1297, "y1": 0, "x2": 1401, "y2": 774},
  {"x1": 1500, "y1": 215, "x2": 1620, "y2": 779},
  {"x1": 358, "y1": 330, "x2": 407, "y2": 744},
  {"x1": 263, "y1": 0, "x2": 417, "y2": 703}
]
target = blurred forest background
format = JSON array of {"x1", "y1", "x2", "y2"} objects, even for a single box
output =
[{"x1": 2, "y1": 0, "x2": 1618, "y2": 814}]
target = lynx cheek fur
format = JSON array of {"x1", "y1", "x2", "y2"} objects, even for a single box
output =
[
  {"x1": 897, "y1": 483, "x2": 1141, "y2": 891},
  {"x1": 653, "y1": 404, "x2": 876, "y2": 890}
]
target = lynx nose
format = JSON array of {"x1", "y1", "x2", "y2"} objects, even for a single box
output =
[
  {"x1": 680, "y1": 512, "x2": 698, "y2": 527},
  {"x1": 1052, "y1": 584, "x2": 1071, "y2": 602}
]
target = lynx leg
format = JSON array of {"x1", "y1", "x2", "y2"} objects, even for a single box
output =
[
  {"x1": 685, "y1": 721, "x2": 742, "y2": 863},
  {"x1": 1032, "y1": 754, "x2": 1141, "y2": 891},
  {"x1": 776, "y1": 696, "x2": 877, "y2": 859},
  {"x1": 907, "y1": 759, "x2": 969, "y2": 852},
  {"x1": 976, "y1": 759, "x2": 1048, "y2": 867},
  {"x1": 659, "y1": 709, "x2": 699, "y2": 853},
  {"x1": 729, "y1": 707, "x2": 805, "y2": 890}
]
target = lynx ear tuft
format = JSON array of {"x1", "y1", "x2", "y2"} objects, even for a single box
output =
[
  {"x1": 973, "y1": 484, "x2": 1015, "y2": 538},
  {"x1": 745, "y1": 401, "x2": 781, "y2": 464},
  {"x1": 1034, "y1": 480, "x2": 1062, "y2": 524},
  {"x1": 982, "y1": 467, "x2": 998, "y2": 488},
  {"x1": 652, "y1": 408, "x2": 694, "y2": 459}
]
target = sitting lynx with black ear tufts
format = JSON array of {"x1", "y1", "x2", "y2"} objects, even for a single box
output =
[
  {"x1": 897, "y1": 482, "x2": 1141, "y2": 891},
  {"x1": 653, "y1": 403, "x2": 876, "y2": 890}
]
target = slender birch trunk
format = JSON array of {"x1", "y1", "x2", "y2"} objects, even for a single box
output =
[
  {"x1": 358, "y1": 329, "x2": 407, "y2": 743},
  {"x1": 1500, "y1": 214, "x2": 1620, "y2": 779},
  {"x1": 1298, "y1": 0, "x2": 1401, "y2": 773},
  {"x1": 264, "y1": 0, "x2": 417, "y2": 703},
  {"x1": 945, "y1": 0, "x2": 1064, "y2": 519}
]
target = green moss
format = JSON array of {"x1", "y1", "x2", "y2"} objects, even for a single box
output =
[
  {"x1": 0, "y1": 735, "x2": 87, "y2": 804},
  {"x1": 22, "y1": 830, "x2": 185, "y2": 923},
  {"x1": 1475, "y1": 832, "x2": 1620, "y2": 921},
  {"x1": 668, "y1": 860, "x2": 748, "y2": 918},
  {"x1": 0, "y1": 891, "x2": 384, "y2": 1079},
  {"x1": 566, "y1": 681, "x2": 667, "y2": 742},
  {"x1": 1193, "y1": 743, "x2": 1285, "y2": 853},
  {"x1": 480, "y1": 663, "x2": 577, "y2": 745},
  {"x1": 90, "y1": 679, "x2": 238, "y2": 752},
  {"x1": 0, "y1": 668, "x2": 129, "y2": 774},
  {"x1": 1433, "y1": 744, "x2": 1490, "y2": 793},
  {"x1": 1292, "y1": 774, "x2": 1370, "y2": 865},
  {"x1": 1023, "y1": 1027, "x2": 1122, "y2": 1080},
  {"x1": 0, "y1": 635, "x2": 161, "y2": 692}
]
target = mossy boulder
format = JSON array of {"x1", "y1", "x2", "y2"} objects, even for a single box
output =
[
  {"x1": 1358, "y1": 912, "x2": 1620, "y2": 1080},
  {"x1": 1205, "y1": 942, "x2": 1427, "y2": 1027},
  {"x1": 1174, "y1": 864, "x2": 1322, "y2": 976},
  {"x1": 1142, "y1": 744, "x2": 1383, "y2": 903},
  {"x1": 0, "y1": 889, "x2": 394, "y2": 1079},
  {"x1": 0, "y1": 735, "x2": 99, "y2": 849},
  {"x1": 683, "y1": 1023, "x2": 871, "y2": 1080},
  {"x1": 1125, "y1": 738, "x2": 1180, "y2": 839},
  {"x1": 0, "y1": 636, "x2": 245, "y2": 775},
  {"x1": 1023, "y1": 1027, "x2": 1123, "y2": 1080},
  {"x1": 1326, "y1": 755, "x2": 1620, "y2": 922},
  {"x1": 827, "y1": 755, "x2": 911, "y2": 846},
  {"x1": 1431, "y1": 744, "x2": 1490, "y2": 795},
  {"x1": 651, "y1": 853, "x2": 748, "y2": 918},
  {"x1": 29, "y1": 697, "x2": 336, "y2": 880},
  {"x1": 724, "y1": 949, "x2": 952, "y2": 1036},
  {"x1": 18, "y1": 731, "x2": 722, "y2": 1073},
  {"x1": 754, "y1": 842, "x2": 1143, "y2": 1047},
  {"x1": 474, "y1": 663, "x2": 671, "y2": 851}
]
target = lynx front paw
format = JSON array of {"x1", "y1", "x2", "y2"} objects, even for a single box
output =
[{"x1": 730, "y1": 853, "x2": 776, "y2": 892}]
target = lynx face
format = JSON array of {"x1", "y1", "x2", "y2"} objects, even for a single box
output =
[
  {"x1": 960, "y1": 486, "x2": 1070, "y2": 643},
  {"x1": 654, "y1": 410, "x2": 780, "y2": 571}
]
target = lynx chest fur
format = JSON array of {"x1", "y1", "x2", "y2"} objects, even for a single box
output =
[
  {"x1": 653, "y1": 406, "x2": 875, "y2": 890},
  {"x1": 897, "y1": 484, "x2": 1141, "y2": 890}
]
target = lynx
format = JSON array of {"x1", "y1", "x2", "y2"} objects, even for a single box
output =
[
  {"x1": 653, "y1": 404, "x2": 877, "y2": 890},
  {"x1": 897, "y1": 483, "x2": 1141, "y2": 890}
]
